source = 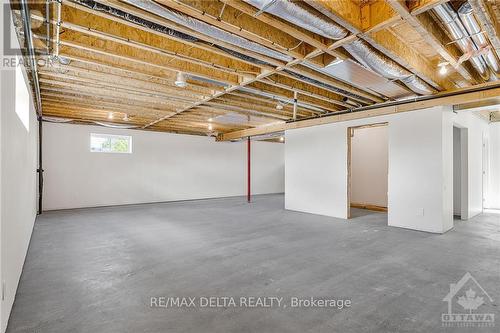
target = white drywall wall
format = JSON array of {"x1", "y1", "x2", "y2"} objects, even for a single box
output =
[
  {"x1": 446, "y1": 111, "x2": 489, "y2": 218},
  {"x1": 486, "y1": 123, "x2": 500, "y2": 209},
  {"x1": 42, "y1": 123, "x2": 284, "y2": 210},
  {"x1": 286, "y1": 107, "x2": 489, "y2": 233},
  {"x1": 285, "y1": 122, "x2": 348, "y2": 217},
  {"x1": 0, "y1": 10, "x2": 39, "y2": 332},
  {"x1": 453, "y1": 127, "x2": 462, "y2": 216},
  {"x1": 350, "y1": 125, "x2": 388, "y2": 207},
  {"x1": 286, "y1": 107, "x2": 452, "y2": 233}
]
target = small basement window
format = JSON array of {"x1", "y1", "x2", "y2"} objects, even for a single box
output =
[{"x1": 90, "y1": 133, "x2": 132, "y2": 154}]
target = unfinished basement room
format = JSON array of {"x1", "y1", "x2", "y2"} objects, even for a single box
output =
[{"x1": 1, "y1": 0, "x2": 500, "y2": 332}]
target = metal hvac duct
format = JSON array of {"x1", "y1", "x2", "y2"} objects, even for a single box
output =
[
  {"x1": 458, "y1": 2, "x2": 499, "y2": 76},
  {"x1": 239, "y1": 87, "x2": 327, "y2": 113},
  {"x1": 122, "y1": 0, "x2": 293, "y2": 62},
  {"x1": 343, "y1": 40, "x2": 434, "y2": 95},
  {"x1": 243, "y1": 0, "x2": 347, "y2": 40},
  {"x1": 73, "y1": 0, "x2": 198, "y2": 42},
  {"x1": 433, "y1": 3, "x2": 490, "y2": 80},
  {"x1": 245, "y1": 0, "x2": 432, "y2": 95}
]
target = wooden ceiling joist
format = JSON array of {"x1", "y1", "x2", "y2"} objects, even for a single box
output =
[
  {"x1": 218, "y1": 84, "x2": 500, "y2": 141},
  {"x1": 386, "y1": 1, "x2": 476, "y2": 85},
  {"x1": 26, "y1": 0, "x2": 496, "y2": 137}
]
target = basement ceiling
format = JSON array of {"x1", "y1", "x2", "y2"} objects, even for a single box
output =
[{"x1": 14, "y1": 0, "x2": 500, "y2": 138}]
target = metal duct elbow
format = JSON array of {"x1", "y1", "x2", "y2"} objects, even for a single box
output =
[
  {"x1": 458, "y1": 2, "x2": 499, "y2": 77},
  {"x1": 243, "y1": 0, "x2": 348, "y2": 40},
  {"x1": 122, "y1": 0, "x2": 292, "y2": 62},
  {"x1": 433, "y1": 3, "x2": 490, "y2": 81},
  {"x1": 343, "y1": 39, "x2": 433, "y2": 95}
]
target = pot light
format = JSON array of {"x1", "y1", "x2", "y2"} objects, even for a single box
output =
[
  {"x1": 279, "y1": 136, "x2": 284, "y2": 142},
  {"x1": 108, "y1": 112, "x2": 114, "y2": 120},
  {"x1": 208, "y1": 123, "x2": 213, "y2": 131},
  {"x1": 175, "y1": 72, "x2": 187, "y2": 88},
  {"x1": 208, "y1": 117, "x2": 213, "y2": 122}
]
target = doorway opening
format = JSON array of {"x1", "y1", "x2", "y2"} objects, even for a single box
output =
[
  {"x1": 453, "y1": 126, "x2": 468, "y2": 221},
  {"x1": 347, "y1": 123, "x2": 388, "y2": 221}
]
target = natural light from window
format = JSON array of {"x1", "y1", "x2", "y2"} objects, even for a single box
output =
[
  {"x1": 90, "y1": 133, "x2": 132, "y2": 153},
  {"x1": 15, "y1": 56, "x2": 30, "y2": 131}
]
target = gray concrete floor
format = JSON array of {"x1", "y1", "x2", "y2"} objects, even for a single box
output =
[{"x1": 7, "y1": 194, "x2": 500, "y2": 333}]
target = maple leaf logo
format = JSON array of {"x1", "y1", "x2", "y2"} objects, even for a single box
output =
[{"x1": 457, "y1": 288, "x2": 484, "y2": 313}]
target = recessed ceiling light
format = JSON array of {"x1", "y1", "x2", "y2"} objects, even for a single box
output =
[
  {"x1": 208, "y1": 123, "x2": 213, "y2": 131},
  {"x1": 208, "y1": 117, "x2": 213, "y2": 122},
  {"x1": 108, "y1": 112, "x2": 113, "y2": 120},
  {"x1": 175, "y1": 72, "x2": 187, "y2": 88},
  {"x1": 279, "y1": 136, "x2": 284, "y2": 142}
]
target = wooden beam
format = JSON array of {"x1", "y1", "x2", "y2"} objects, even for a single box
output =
[
  {"x1": 84, "y1": 0, "x2": 286, "y2": 66},
  {"x1": 364, "y1": 28, "x2": 454, "y2": 90},
  {"x1": 283, "y1": 65, "x2": 382, "y2": 103},
  {"x1": 56, "y1": 57, "x2": 222, "y2": 94},
  {"x1": 34, "y1": 9, "x2": 265, "y2": 76},
  {"x1": 154, "y1": 0, "x2": 310, "y2": 60},
  {"x1": 409, "y1": 0, "x2": 450, "y2": 15},
  {"x1": 191, "y1": 105, "x2": 284, "y2": 123},
  {"x1": 39, "y1": 71, "x2": 204, "y2": 102},
  {"x1": 217, "y1": 83, "x2": 500, "y2": 141},
  {"x1": 39, "y1": 77, "x2": 198, "y2": 105},
  {"x1": 360, "y1": 0, "x2": 400, "y2": 33},
  {"x1": 221, "y1": 0, "x2": 346, "y2": 60},
  {"x1": 387, "y1": 1, "x2": 475, "y2": 84},
  {"x1": 40, "y1": 91, "x2": 182, "y2": 113},
  {"x1": 41, "y1": 30, "x2": 242, "y2": 85},
  {"x1": 468, "y1": 0, "x2": 500, "y2": 59},
  {"x1": 304, "y1": 0, "x2": 364, "y2": 33},
  {"x1": 304, "y1": 0, "x2": 457, "y2": 91},
  {"x1": 247, "y1": 81, "x2": 346, "y2": 110}
]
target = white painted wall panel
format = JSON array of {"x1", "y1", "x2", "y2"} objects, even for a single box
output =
[
  {"x1": 286, "y1": 107, "x2": 451, "y2": 233},
  {"x1": 447, "y1": 111, "x2": 489, "y2": 218},
  {"x1": 0, "y1": 10, "x2": 38, "y2": 332},
  {"x1": 42, "y1": 123, "x2": 284, "y2": 210},
  {"x1": 285, "y1": 123, "x2": 348, "y2": 218},
  {"x1": 351, "y1": 126, "x2": 388, "y2": 207},
  {"x1": 486, "y1": 123, "x2": 500, "y2": 209}
]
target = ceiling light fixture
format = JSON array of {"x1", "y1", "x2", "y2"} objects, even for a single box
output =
[
  {"x1": 438, "y1": 62, "x2": 449, "y2": 76},
  {"x1": 175, "y1": 72, "x2": 187, "y2": 88},
  {"x1": 279, "y1": 136, "x2": 284, "y2": 142},
  {"x1": 208, "y1": 123, "x2": 213, "y2": 131},
  {"x1": 123, "y1": 114, "x2": 129, "y2": 121},
  {"x1": 208, "y1": 117, "x2": 213, "y2": 122},
  {"x1": 276, "y1": 103, "x2": 283, "y2": 110},
  {"x1": 108, "y1": 112, "x2": 114, "y2": 120}
]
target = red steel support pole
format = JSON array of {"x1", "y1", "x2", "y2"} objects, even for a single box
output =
[{"x1": 247, "y1": 136, "x2": 251, "y2": 203}]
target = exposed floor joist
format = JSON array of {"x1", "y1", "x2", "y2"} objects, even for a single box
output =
[
  {"x1": 22, "y1": 0, "x2": 499, "y2": 138},
  {"x1": 217, "y1": 83, "x2": 500, "y2": 141}
]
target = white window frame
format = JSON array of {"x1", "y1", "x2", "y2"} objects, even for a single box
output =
[{"x1": 90, "y1": 133, "x2": 132, "y2": 154}]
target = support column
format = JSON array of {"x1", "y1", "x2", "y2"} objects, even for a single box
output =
[{"x1": 247, "y1": 136, "x2": 251, "y2": 203}]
